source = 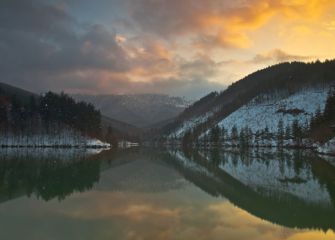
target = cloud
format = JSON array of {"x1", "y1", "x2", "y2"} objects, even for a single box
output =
[
  {"x1": 250, "y1": 49, "x2": 314, "y2": 63},
  {"x1": 125, "y1": 0, "x2": 335, "y2": 49},
  {"x1": 1, "y1": 0, "x2": 333, "y2": 100},
  {"x1": 0, "y1": 0, "x2": 225, "y2": 99}
]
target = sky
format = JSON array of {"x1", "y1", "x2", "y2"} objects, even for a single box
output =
[{"x1": 1, "y1": 0, "x2": 335, "y2": 100}]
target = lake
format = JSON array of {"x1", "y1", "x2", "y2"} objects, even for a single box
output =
[{"x1": 0, "y1": 148, "x2": 334, "y2": 240}]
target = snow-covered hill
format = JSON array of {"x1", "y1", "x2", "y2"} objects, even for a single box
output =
[
  {"x1": 169, "y1": 112, "x2": 214, "y2": 138},
  {"x1": 167, "y1": 87, "x2": 330, "y2": 143},
  {"x1": 217, "y1": 87, "x2": 328, "y2": 134}
]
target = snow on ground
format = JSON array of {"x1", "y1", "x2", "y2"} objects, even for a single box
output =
[
  {"x1": 217, "y1": 87, "x2": 328, "y2": 134},
  {"x1": 85, "y1": 139, "x2": 111, "y2": 148},
  {"x1": 0, "y1": 130, "x2": 110, "y2": 148},
  {"x1": 317, "y1": 138, "x2": 335, "y2": 155},
  {"x1": 168, "y1": 112, "x2": 213, "y2": 138},
  {"x1": 0, "y1": 147, "x2": 105, "y2": 161}
]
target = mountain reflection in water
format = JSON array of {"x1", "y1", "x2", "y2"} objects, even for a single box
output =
[
  {"x1": 166, "y1": 148, "x2": 335, "y2": 231},
  {"x1": 0, "y1": 148, "x2": 334, "y2": 240}
]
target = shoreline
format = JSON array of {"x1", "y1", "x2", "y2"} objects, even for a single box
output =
[
  {"x1": 162, "y1": 142, "x2": 335, "y2": 157},
  {"x1": 0, "y1": 145, "x2": 111, "y2": 149}
]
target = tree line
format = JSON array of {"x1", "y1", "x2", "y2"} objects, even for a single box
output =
[
  {"x1": 181, "y1": 119, "x2": 307, "y2": 148},
  {"x1": 0, "y1": 90, "x2": 103, "y2": 144}
]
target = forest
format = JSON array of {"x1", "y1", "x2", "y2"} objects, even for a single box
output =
[{"x1": 0, "y1": 89, "x2": 104, "y2": 146}]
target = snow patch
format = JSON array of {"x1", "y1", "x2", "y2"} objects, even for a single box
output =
[
  {"x1": 317, "y1": 138, "x2": 335, "y2": 155},
  {"x1": 217, "y1": 88, "x2": 328, "y2": 134}
]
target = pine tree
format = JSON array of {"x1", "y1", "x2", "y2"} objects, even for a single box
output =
[
  {"x1": 239, "y1": 127, "x2": 246, "y2": 148},
  {"x1": 324, "y1": 89, "x2": 335, "y2": 121},
  {"x1": 292, "y1": 119, "x2": 302, "y2": 146},
  {"x1": 210, "y1": 125, "x2": 220, "y2": 144},
  {"x1": 255, "y1": 130, "x2": 260, "y2": 147},
  {"x1": 245, "y1": 127, "x2": 253, "y2": 146},
  {"x1": 263, "y1": 126, "x2": 270, "y2": 141},
  {"x1": 277, "y1": 119, "x2": 284, "y2": 147},
  {"x1": 231, "y1": 125, "x2": 238, "y2": 145},
  {"x1": 285, "y1": 124, "x2": 291, "y2": 140},
  {"x1": 314, "y1": 106, "x2": 323, "y2": 126}
]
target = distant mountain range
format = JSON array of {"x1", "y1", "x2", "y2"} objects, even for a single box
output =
[
  {"x1": 72, "y1": 94, "x2": 191, "y2": 128},
  {"x1": 0, "y1": 82, "x2": 141, "y2": 140},
  {"x1": 0, "y1": 82, "x2": 190, "y2": 141}
]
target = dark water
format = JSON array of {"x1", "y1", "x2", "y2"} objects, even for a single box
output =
[{"x1": 0, "y1": 148, "x2": 334, "y2": 240}]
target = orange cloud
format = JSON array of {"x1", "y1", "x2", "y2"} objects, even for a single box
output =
[{"x1": 129, "y1": 0, "x2": 335, "y2": 50}]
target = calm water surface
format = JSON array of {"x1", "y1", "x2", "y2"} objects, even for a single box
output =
[{"x1": 0, "y1": 148, "x2": 334, "y2": 240}]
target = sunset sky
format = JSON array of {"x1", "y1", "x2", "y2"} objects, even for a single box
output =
[{"x1": 1, "y1": 0, "x2": 335, "y2": 99}]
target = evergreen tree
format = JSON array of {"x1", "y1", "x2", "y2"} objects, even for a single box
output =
[
  {"x1": 239, "y1": 127, "x2": 246, "y2": 148},
  {"x1": 255, "y1": 130, "x2": 260, "y2": 147},
  {"x1": 231, "y1": 125, "x2": 238, "y2": 145},
  {"x1": 263, "y1": 126, "x2": 270, "y2": 141},
  {"x1": 277, "y1": 119, "x2": 284, "y2": 147},
  {"x1": 244, "y1": 127, "x2": 253, "y2": 147},
  {"x1": 324, "y1": 89, "x2": 335, "y2": 121},
  {"x1": 292, "y1": 119, "x2": 303, "y2": 145},
  {"x1": 285, "y1": 124, "x2": 291, "y2": 140},
  {"x1": 314, "y1": 106, "x2": 323, "y2": 126},
  {"x1": 210, "y1": 125, "x2": 220, "y2": 144}
]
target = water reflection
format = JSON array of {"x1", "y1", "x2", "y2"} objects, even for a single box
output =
[
  {"x1": 166, "y1": 148, "x2": 335, "y2": 231},
  {"x1": 0, "y1": 148, "x2": 117, "y2": 202},
  {"x1": 0, "y1": 148, "x2": 334, "y2": 239}
]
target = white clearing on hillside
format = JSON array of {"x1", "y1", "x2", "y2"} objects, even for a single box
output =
[
  {"x1": 168, "y1": 112, "x2": 214, "y2": 138},
  {"x1": 216, "y1": 87, "x2": 329, "y2": 134}
]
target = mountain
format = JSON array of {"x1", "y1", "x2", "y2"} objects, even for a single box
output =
[
  {"x1": 164, "y1": 60, "x2": 335, "y2": 145},
  {"x1": 72, "y1": 94, "x2": 191, "y2": 128},
  {"x1": 0, "y1": 82, "x2": 37, "y2": 102},
  {"x1": 0, "y1": 82, "x2": 139, "y2": 141}
]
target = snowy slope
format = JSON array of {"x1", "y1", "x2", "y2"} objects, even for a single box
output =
[
  {"x1": 217, "y1": 87, "x2": 328, "y2": 134},
  {"x1": 167, "y1": 87, "x2": 330, "y2": 142},
  {"x1": 168, "y1": 112, "x2": 213, "y2": 138}
]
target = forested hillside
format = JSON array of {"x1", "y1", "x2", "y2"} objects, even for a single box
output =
[
  {"x1": 163, "y1": 60, "x2": 335, "y2": 151},
  {"x1": 0, "y1": 86, "x2": 106, "y2": 147}
]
